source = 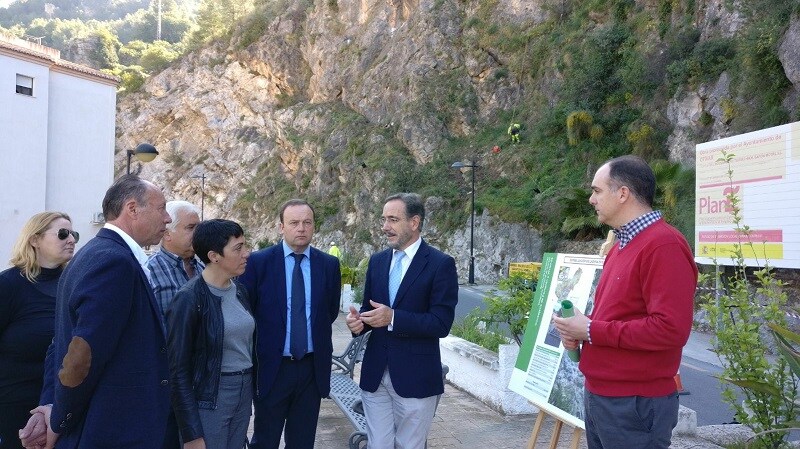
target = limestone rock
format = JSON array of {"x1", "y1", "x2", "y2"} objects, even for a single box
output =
[
  {"x1": 113, "y1": 0, "x2": 800, "y2": 282},
  {"x1": 779, "y1": 16, "x2": 800, "y2": 86},
  {"x1": 447, "y1": 210, "x2": 542, "y2": 284}
]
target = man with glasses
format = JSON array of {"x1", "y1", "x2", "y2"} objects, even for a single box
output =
[
  {"x1": 346, "y1": 192, "x2": 459, "y2": 448},
  {"x1": 239, "y1": 199, "x2": 341, "y2": 449}
]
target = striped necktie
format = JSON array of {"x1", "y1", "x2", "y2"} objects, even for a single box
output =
[{"x1": 388, "y1": 250, "x2": 405, "y2": 306}]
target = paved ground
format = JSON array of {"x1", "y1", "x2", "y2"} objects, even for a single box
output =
[
  {"x1": 312, "y1": 313, "x2": 586, "y2": 449},
  {"x1": 252, "y1": 312, "x2": 739, "y2": 449}
]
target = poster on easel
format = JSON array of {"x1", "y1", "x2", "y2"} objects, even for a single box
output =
[{"x1": 508, "y1": 252, "x2": 605, "y2": 429}]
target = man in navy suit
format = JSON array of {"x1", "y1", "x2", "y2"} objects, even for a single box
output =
[
  {"x1": 240, "y1": 199, "x2": 341, "y2": 449},
  {"x1": 346, "y1": 193, "x2": 458, "y2": 449},
  {"x1": 19, "y1": 175, "x2": 173, "y2": 449}
]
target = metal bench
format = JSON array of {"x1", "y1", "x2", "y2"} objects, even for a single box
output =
[
  {"x1": 329, "y1": 331, "x2": 371, "y2": 449},
  {"x1": 328, "y1": 332, "x2": 448, "y2": 449},
  {"x1": 331, "y1": 330, "x2": 371, "y2": 378}
]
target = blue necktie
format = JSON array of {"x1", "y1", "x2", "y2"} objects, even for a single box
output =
[
  {"x1": 388, "y1": 251, "x2": 405, "y2": 306},
  {"x1": 290, "y1": 253, "x2": 307, "y2": 359}
]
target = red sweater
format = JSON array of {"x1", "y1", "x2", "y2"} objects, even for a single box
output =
[{"x1": 580, "y1": 220, "x2": 698, "y2": 397}]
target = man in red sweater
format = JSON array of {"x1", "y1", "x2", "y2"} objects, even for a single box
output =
[{"x1": 554, "y1": 155, "x2": 697, "y2": 449}]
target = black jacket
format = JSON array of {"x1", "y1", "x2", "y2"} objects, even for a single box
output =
[{"x1": 166, "y1": 275, "x2": 253, "y2": 442}]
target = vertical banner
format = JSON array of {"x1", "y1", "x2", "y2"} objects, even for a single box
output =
[{"x1": 508, "y1": 253, "x2": 605, "y2": 429}]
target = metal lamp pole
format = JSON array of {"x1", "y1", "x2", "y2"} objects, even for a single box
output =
[
  {"x1": 126, "y1": 143, "x2": 159, "y2": 175},
  {"x1": 468, "y1": 159, "x2": 475, "y2": 284},
  {"x1": 191, "y1": 173, "x2": 206, "y2": 220},
  {"x1": 451, "y1": 160, "x2": 477, "y2": 284}
]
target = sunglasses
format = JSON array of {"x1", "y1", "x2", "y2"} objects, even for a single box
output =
[{"x1": 55, "y1": 228, "x2": 80, "y2": 243}]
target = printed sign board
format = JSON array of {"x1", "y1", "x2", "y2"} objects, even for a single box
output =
[
  {"x1": 508, "y1": 253, "x2": 605, "y2": 429},
  {"x1": 695, "y1": 122, "x2": 800, "y2": 268}
]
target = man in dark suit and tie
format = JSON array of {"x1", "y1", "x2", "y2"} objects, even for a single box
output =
[
  {"x1": 240, "y1": 199, "x2": 341, "y2": 449},
  {"x1": 346, "y1": 192, "x2": 459, "y2": 449},
  {"x1": 20, "y1": 175, "x2": 173, "y2": 449}
]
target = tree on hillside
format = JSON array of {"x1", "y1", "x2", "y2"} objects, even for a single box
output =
[
  {"x1": 112, "y1": 0, "x2": 191, "y2": 43},
  {"x1": 25, "y1": 17, "x2": 94, "y2": 48},
  {"x1": 0, "y1": 0, "x2": 188, "y2": 26},
  {"x1": 138, "y1": 38, "x2": 179, "y2": 71},
  {"x1": 92, "y1": 26, "x2": 120, "y2": 66},
  {"x1": 185, "y1": 0, "x2": 253, "y2": 48}
]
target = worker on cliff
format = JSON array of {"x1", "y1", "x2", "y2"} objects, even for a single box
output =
[
  {"x1": 328, "y1": 241, "x2": 342, "y2": 259},
  {"x1": 508, "y1": 123, "x2": 521, "y2": 143}
]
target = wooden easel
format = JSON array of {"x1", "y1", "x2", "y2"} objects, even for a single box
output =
[
  {"x1": 526, "y1": 409, "x2": 583, "y2": 449},
  {"x1": 526, "y1": 231, "x2": 617, "y2": 449}
]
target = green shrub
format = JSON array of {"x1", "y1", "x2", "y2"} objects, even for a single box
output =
[
  {"x1": 652, "y1": 160, "x2": 694, "y2": 247},
  {"x1": 119, "y1": 39, "x2": 148, "y2": 65},
  {"x1": 481, "y1": 274, "x2": 538, "y2": 345},
  {"x1": 560, "y1": 187, "x2": 605, "y2": 241},
  {"x1": 732, "y1": 14, "x2": 791, "y2": 131},
  {"x1": 692, "y1": 37, "x2": 736, "y2": 81},
  {"x1": 115, "y1": 65, "x2": 147, "y2": 93},
  {"x1": 236, "y1": 11, "x2": 269, "y2": 50},
  {"x1": 138, "y1": 40, "x2": 180, "y2": 73},
  {"x1": 93, "y1": 27, "x2": 120, "y2": 67},
  {"x1": 566, "y1": 110, "x2": 593, "y2": 146},
  {"x1": 626, "y1": 123, "x2": 661, "y2": 159},
  {"x1": 450, "y1": 311, "x2": 510, "y2": 352},
  {"x1": 340, "y1": 261, "x2": 362, "y2": 287},
  {"x1": 701, "y1": 152, "x2": 798, "y2": 448},
  {"x1": 699, "y1": 111, "x2": 714, "y2": 126}
]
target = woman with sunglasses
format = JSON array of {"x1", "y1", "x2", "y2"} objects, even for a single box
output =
[{"x1": 0, "y1": 212, "x2": 78, "y2": 449}]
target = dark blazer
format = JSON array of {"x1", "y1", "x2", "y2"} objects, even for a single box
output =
[
  {"x1": 46, "y1": 228, "x2": 170, "y2": 448},
  {"x1": 358, "y1": 239, "x2": 458, "y2": 398},
  {"x1": 239, "y1": 243, "x2": 341, "y2": 397}
]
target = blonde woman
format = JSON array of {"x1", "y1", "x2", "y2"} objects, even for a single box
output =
[{"x1": 0, "y1": 212, "x2": 78, "y2": 449}]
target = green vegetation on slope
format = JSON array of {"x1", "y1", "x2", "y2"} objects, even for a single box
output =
[{"x1": 3, "y1": 0, "x2": 798, "y2": 248}]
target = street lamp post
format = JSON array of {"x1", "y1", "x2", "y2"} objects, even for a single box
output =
[
  {"x1": 126, "y1": 143, "x2": 159, "y2": 174},
  {"x1": 451, "y1": 160, "x2": 477, "y2": 284},
  {"x1": 191, "y1": 173, "x2": 206, "y2": 220}
]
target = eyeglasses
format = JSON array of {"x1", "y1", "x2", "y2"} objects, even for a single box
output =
[
  {"x1": 378, "y1": 217, "x2": 404, "y2": 226},
  {"x1": 54, "y1": 228, "x2": 80, "y2": 243}
]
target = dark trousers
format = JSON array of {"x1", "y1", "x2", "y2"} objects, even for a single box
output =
[
  {"x1": 584, "y1": 389, "x2": 679, "y2": 449},
  {"x1": 0, "y1": 402, "x2": 31, "y2": 449},
  {"x1": 249, "y1": 355, "x2": 321, "y2": 449}
]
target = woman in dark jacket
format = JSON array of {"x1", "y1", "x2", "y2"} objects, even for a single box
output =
[
  {"x1": 0, "y1": 212, "x2": 78, "y2": 449},
  {"x1": 167, "y1": 219, "x2": 254, "y2": 449}
]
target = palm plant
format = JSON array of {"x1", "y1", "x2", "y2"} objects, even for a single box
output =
[{"x1": 559, "y1": 187, "x2": 605, "y2": 241}]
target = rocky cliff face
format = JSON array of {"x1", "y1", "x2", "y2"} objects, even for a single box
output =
[
  {"x1": 117, "y1": 0, "x2": 549, "y2": 283},
  {"x1": 115, "y1": 0, "x2": 800, "y2": 283}
]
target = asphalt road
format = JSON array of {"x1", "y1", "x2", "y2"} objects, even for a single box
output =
[{"x1": 454, "y1": 284, "x2": 739, "y2": 427}]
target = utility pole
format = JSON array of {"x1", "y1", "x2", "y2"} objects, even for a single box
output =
[{"x1": 157, "y1": 0, "x2": 162, "y2": 40}]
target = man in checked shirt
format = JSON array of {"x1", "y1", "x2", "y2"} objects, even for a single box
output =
[
  {"x1": 146, "y1": 199, "x2": 204, "y2": 449},
  {"x1": 554, "y1": 155, "x2": 697, "y2": 449},
  {"x1": 147, "y1": 200, "x2": 205, "y2": 325}
]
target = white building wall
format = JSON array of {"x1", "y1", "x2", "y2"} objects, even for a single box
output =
[
  {"x1": 0, "y1": 38, "x2": 117, "y2": 267},
  {"x1": 47, "y1": 70, "x2": 115, "y2": 251},
  {"x1": 0, "y1": 53, "x2": 51, "y2": 265}
]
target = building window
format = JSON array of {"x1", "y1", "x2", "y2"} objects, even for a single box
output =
[{"x1": 16, "y1": 74, "x2": 33, "y2": 96}]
